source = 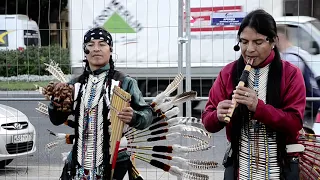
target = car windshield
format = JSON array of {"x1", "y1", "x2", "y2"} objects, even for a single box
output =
[
  {"x1": 309, "y1": 19, "x2": 320, "y2": 32},
  {"x1": 24, "y1": 30, "x2": 39, "y2": 46}
]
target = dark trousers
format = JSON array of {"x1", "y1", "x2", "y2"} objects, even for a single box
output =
[
  {"x1": 224, "y1": 157, "x2": 300, "y2": 180},
  {"x1": 113, "y1": 159, "x2": 133, "y2": 180}
]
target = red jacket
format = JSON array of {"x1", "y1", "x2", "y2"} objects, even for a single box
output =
[{"x1": 202, "y1": 51, "x2": 306, "y2": 144}]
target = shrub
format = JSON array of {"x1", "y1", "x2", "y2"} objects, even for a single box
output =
[{"x1": 0, "y1": 45, "x2": 70, "y2": 77}]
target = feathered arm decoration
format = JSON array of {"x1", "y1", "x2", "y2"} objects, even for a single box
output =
[
  {"x1": 126, "y1": 124, "x2": 211, "y2": 142},
  {"x1": 124, "y1": 106, "x2": 180, "y2": 136},
  {"x1": 151, "y1": 107, "x2": 180, "y2": 124},
  {"x1": 44, "y1": 60, "x2": 68, "y2": 83},
  {"x1": 127, "y1": 141, "x2": 213, "y2": 153},
  {"x1": 154, "y1": 91, "x2": 197, "y2": 113},
  {"x1": 128, "y1": 151, "x2": 218, "y2": 170},
  {"x1": 36, "y1": 102, "x2": 49, "y2": 116},
  {"x1": 45, "y1": 129, "x2": 74, "y2": 152},
  {"x1": 150, "y1": 73, "x2": 184, "y2": 107},
  {"x1": 166, "y1": 117, "x2": 205, "y2": 128}
]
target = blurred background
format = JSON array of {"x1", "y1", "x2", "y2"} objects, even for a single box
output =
[{"x1": 0, "y1": 0, "x2": 319, "y2": 179}]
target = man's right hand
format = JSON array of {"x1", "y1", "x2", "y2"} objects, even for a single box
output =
[{"x1": 217, "y1": 100, "x2": 234, "y2": 122}]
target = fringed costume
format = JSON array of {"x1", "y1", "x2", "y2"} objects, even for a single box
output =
[
  {"x1": 202, "y1": 50, "x2": 307, "y2": 180},
  {"x1": 238, "y1": 64, "x2": 281, "y2": 179},
  {"x1": 46, "y1": 27, "x2": 154, "y2": 180},
  {"x1": 38, "y1": 27, "x2": 220, "y2": 180}
]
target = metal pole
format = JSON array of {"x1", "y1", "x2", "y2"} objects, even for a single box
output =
[
  {"x1": 185, "y1": 0, "x2": 191, "y2": 117},
  {"x1": 311, "y1": 0, "x2": 314, "y2": 17},
  {"x1": 177, "y1": 2, "x2": 185, "y2": 180},
  {"x1": 177, "y1": 0, "x2": 184, "y2": 117}
]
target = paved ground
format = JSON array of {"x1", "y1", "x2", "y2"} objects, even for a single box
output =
[{"x1": 0, "y1": 166, "x2": 225, "y2": 180}]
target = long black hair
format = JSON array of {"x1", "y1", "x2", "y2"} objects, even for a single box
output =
[{"x1": 230, "y1": 9, "x2": 286, "y2": 179}]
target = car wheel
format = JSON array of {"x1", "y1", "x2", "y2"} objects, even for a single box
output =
[{"x1": 0, "y1": 159, "x2": 13, "y2": 168}]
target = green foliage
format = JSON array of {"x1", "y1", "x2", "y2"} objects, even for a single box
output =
[{"x1": 0, "y1": 45, "x2": 70, "y2": 77}]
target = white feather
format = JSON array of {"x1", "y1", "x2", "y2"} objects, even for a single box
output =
[
  {"x1": 165, "y1": 132, "x2": 181, "y2": 141},
  {"x1": 172, "y1": 143, "x2": 212, "y2": 153},
  {"x1": 35, "y1": 102, "x2": 49, "y2": 116},
  {"x1": 168, "y1": 124, "x2": 211, "y2": 138},
  {"x1": 156, "y1": 102, "x2": 174, "y2": 112},
  {"x1": 171, "y1": 156, "x2": 217, "y2": 170},
  {"x1": 45, "y1": 139, "x2": 66, "y2": 152},
  {"x1": 172, "y1": 156, "x2": 188, "y2": 165},
  {"x1": 55, "y1": 133, "x2": 67, "y2": 139},
  {"x1": 152, "y1": 73, "x2": 184, "y2": 105},
  {"x1": 164, "y1": 107, "x2": 180, "y2": 119},
  {"x1": 44, "y1": 60, "x2": 68, "y2": 83},
  {"x1": 34, "y1": 84, "x2": 44, "y2": 94},
  {"x1": 156, "y1": 91, "x2": 197, "y2": 112},
  {"x1": 168, "y1": 166, "x2": 209, "y2": 180},
  {"x1": 167, "y1": 117, "x2": 201, "y2": 126},
  {"x1": 168, "y1": 166, "x2": 183, "y2": 177}
]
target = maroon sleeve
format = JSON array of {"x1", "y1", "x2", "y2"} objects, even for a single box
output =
[
  {"x1": 202, "y1": 71, "x2": 229, "y2": 133},
  {"x1": 252, "y1": 67, "x2": 305, "y2": 136}
]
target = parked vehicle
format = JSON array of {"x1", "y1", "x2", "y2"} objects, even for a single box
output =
[
  {"x1": 0, "y1": 14, "x2": 41, "y2": 51},
  {"x1": 0, "y1": 104, "x2": 36, "y2": 168},
  {"x1": 275, "y1": 16, "x2": 320, "y2": 78}
]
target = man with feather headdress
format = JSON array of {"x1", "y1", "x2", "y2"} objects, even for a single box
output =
[{"x1": 47, "y1": 27, "x2": 153, "y2": 180}]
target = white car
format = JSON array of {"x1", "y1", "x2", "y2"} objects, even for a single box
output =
[
  {"x1": 0, "y1": 104, "x2": 36, "y2": 168},
  {"x1": 275, "y1": 16, "x2": 320, "y2": 79}
]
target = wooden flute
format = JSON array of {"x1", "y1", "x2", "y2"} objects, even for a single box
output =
[{"x1": 224, "y1": 58, "x2": 254, "y2": 123}]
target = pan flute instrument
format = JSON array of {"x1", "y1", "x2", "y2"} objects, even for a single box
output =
[{"x1": 109, "y1": 86, "x2": 131, "y2": 179}]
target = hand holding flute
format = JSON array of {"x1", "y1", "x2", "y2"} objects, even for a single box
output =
[{"x1": 217, "y1": 58, "x2": 259, "y2": 123}]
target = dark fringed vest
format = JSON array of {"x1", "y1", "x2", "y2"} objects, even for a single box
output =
[
  {"x1": 70, "y1": 72, "x2": 112, "y2": 180},
  {"x1": 230, "y1": 51, "x2": 288, "y2": 179}
]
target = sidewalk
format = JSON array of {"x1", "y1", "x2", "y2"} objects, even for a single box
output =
[
  {"x1": 125, "y1": 168, "x2": 224, "y2": 180},
  {"x1": 0, "y1": 165, "x2": 224, "y2": 180},
  {"x1": 0, "y1": 91, "x2": 43, "y2": 99},
  {"x1": 0, "y1": 91, "x2": 40, "y2": 95}
]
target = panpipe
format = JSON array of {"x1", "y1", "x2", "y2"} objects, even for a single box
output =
[
  {"x1": 109, "y1": 86, "x2": 131, "y2": 180},
  {"x1": 224, "y1": 58, "x2": 254, "y2": 123}
]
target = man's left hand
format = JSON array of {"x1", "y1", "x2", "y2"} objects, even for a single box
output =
[{"x1": 118, "y1": 107, "x2": 134, "y2": 124}]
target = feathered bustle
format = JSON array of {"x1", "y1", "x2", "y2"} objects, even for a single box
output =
[{"x1": 36, "y1": 60, "x2": 218, "y2": 180}]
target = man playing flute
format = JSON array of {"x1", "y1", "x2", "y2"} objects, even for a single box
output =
[{"x1": 202, "y1": 9, "x2": 306, "y2": 180}]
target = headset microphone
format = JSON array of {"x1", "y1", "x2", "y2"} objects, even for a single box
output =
[
  {"x1": 233, "y1": 42, "x2": 240, "y2": 51},
  {"x1": 84, "y1": 48, "x2": 90, "y2": 54}
]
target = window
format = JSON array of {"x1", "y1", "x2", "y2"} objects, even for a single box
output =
[
  {"x1": 309, "y1": 19, "x2": 320, "y2": 32},
  {"x1": 286, "y1": 24, "x2": 320, "y2": 55},
  {"x1": 24, "y1": 30, "x2": 39, "y2": 46},
  {"x1": 0, "y1": 30, "x2": 9, "y2": 47}
]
